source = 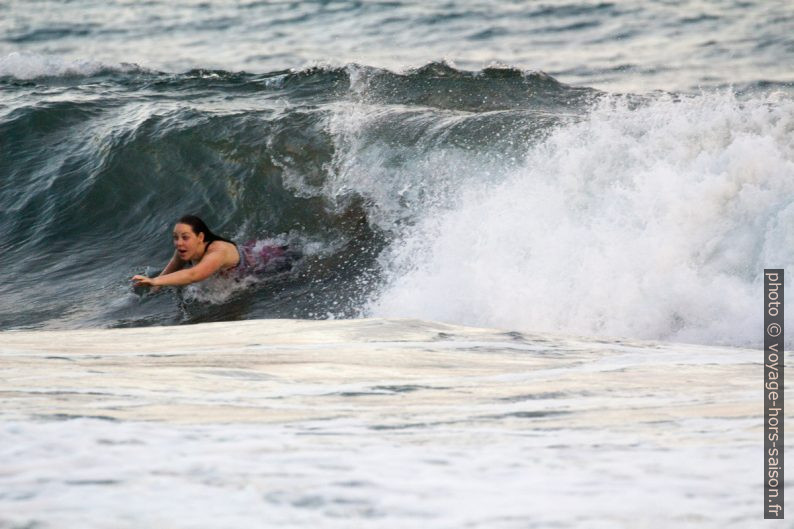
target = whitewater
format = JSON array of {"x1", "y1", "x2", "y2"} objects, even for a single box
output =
[{"x1": 0, "y1": 319, "x2": 769, "y2": 528}]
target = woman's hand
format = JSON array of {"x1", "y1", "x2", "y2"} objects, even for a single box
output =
[{"x1": 132, "y1": 275, "x2": 157, "y2": 287}]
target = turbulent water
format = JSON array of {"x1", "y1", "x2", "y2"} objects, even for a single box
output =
[
  {"x1": 1, "y1": 0, "x2": 793, "y2": 347},
  {"x1": 0, "y1": 319, "x2": 766, "y2": 529}
]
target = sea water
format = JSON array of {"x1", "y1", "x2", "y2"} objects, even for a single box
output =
[
  {"x1": 1, "y1": 1, "x2": 792, "y2": 527},
  {"x1": 0, "y1": 0, "x2": 792, "y2": 347},
  {"x1": 0, "y1": 319, "x2": 772, "y2": 528}
]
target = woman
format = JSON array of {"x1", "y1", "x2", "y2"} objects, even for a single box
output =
[
  {"x1": 132, "y1": 215, "x2": 295, "y2": 289},
  {"x1": 131, "y1": 215, "x2": 240, "y2": 289}
]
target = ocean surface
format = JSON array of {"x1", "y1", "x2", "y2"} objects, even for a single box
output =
[
  {"x1": 2, "y1": 0, "x2": 794, "y2": 347},
  {"x1": 0, "y1": 318, "x2": 773, "y2": 529}
]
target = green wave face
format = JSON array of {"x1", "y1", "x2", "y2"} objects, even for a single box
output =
[{"x1": 0, "y1": 65, "x2": 596, "y2": 330}]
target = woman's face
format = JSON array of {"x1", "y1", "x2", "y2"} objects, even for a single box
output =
[{"x1": 173, "y1": 223, "x2": 205, "y2": 261}]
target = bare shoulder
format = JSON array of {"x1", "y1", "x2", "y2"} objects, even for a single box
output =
[{"x1": 206, "y1": 240, "x2": 239, "y2": 267}]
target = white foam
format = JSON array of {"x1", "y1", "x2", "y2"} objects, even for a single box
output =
[
  {"x1": 0, "y1": 52, "x2": 136, "y2": 80},
  {"x1": 365, "y1": 91, "x2": 794, "y2": 347},
  {"x1": 0, "y1": 319, "x2": 776, "y2": 528}
]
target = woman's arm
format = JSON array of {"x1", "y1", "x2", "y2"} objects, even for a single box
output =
[
  {"x1": 145, "y1": 250, "x2": 186, "y2": 292},
  {"x1": 133, "y1": 250, "x2": 226, "y2": 288},
  {"x1": 160, "y1": 250, "x2": 186, "y2": 277}
]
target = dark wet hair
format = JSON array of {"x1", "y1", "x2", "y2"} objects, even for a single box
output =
[{"x1": 177, "y1": 215, "x2": 235, "y2": 246}]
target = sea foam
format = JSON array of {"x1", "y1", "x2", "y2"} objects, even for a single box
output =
[
  {"x1": 366, "y1": 92, "x2": 794, "y2": 347},
  {"x1": 0, "y1": 52, "x2": 136, "y2": 79}
]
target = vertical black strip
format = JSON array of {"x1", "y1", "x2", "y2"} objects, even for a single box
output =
[{"x1": 765, "y1": 269, "x2": 784, "y2": 519}]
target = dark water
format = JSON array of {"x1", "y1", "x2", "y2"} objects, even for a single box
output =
[{"x1": 1, "y1": 1, "x2": 793, "y2": 345}]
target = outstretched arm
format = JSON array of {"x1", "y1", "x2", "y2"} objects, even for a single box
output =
[
  {"x1": 142, "y1": 250, "x2": 185, "y2": 293},
  {"x1": 160, "y1": 250, "x2": 185, "y2": 277},
  {"x1": 133, "y1": 250, "x2": 226, "y2": 288}
]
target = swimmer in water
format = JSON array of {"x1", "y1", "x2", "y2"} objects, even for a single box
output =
[
  {"x1": 132, "y1": 214, "x2": 298, "y2": 290},
  {"x1": 132, "y1": 215, "x2": 240, "y2": 289}
]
